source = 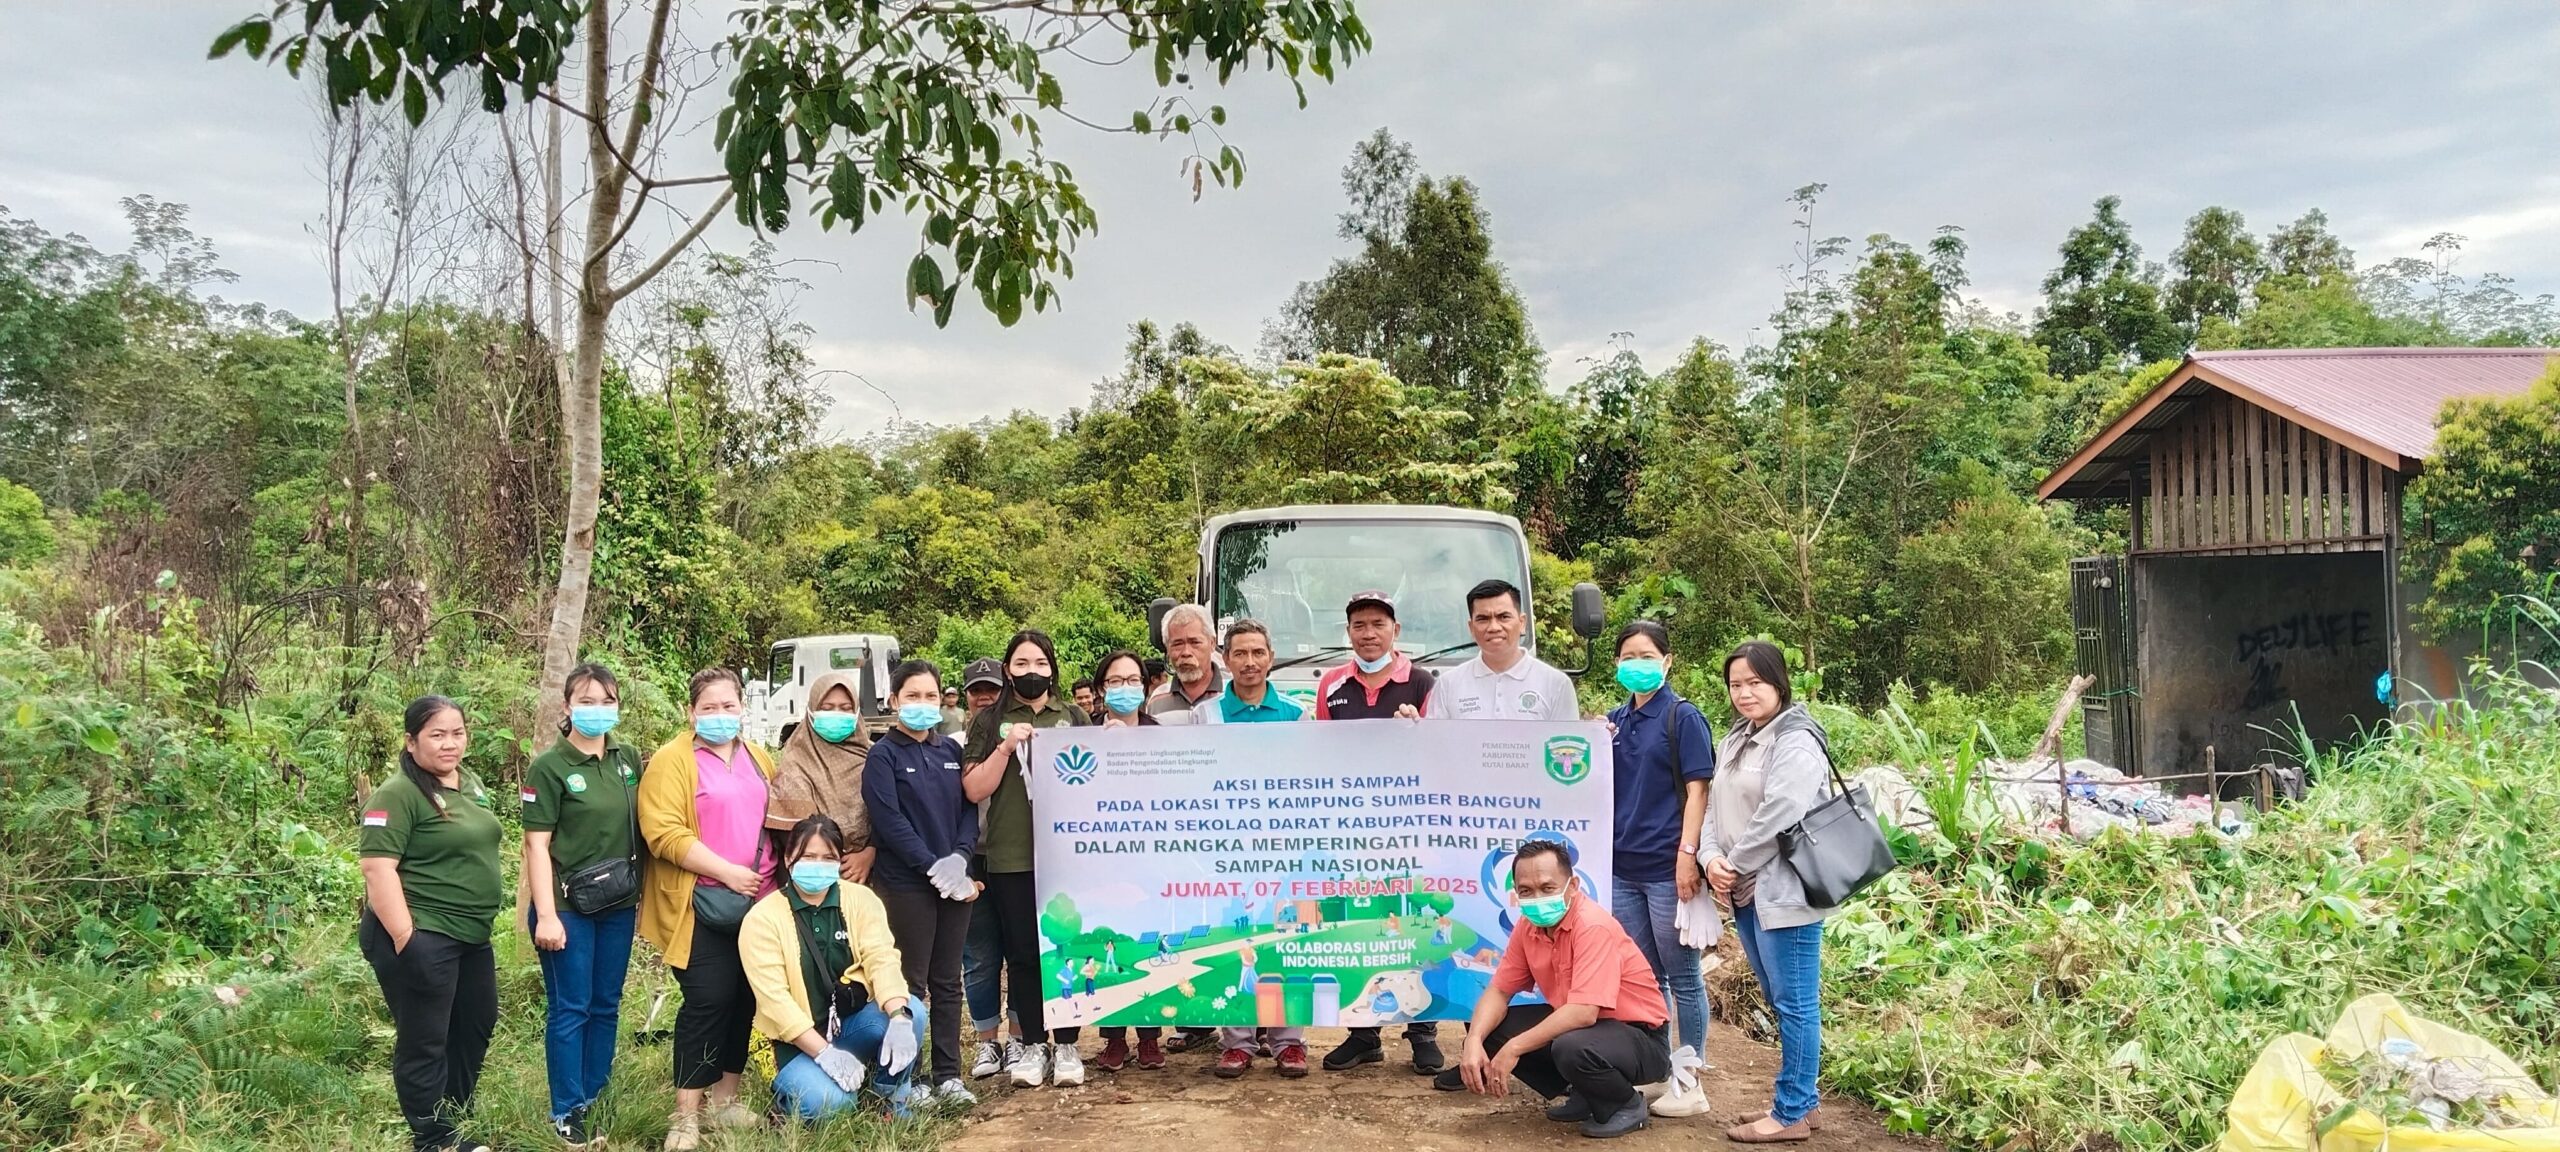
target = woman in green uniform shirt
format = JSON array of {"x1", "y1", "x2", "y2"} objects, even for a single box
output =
[
  {"x1": 359, "y1": 695, "x2": 504, "y2": 1152},
  {"x1": 522, "y1": 663, "x2": 645, "y2": 1147}
]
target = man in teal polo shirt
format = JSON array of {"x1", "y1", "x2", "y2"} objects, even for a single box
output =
[
  {"x1": 1201, "y1": 619, "x2": 1308, "y2": 1077},
  {"x1": 1211, "y1": 619, "x2": 1304, "y2": 725}
]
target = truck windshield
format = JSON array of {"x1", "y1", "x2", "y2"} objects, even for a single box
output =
[{"x1": 1211, "y1": 518, "x2": 1530, "y2": 664}]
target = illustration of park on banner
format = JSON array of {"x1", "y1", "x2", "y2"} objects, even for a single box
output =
[{"x1": 1021, "y1": 718, "x2": 1615, "y2": 1030}]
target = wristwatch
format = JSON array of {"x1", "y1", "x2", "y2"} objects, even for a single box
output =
[{"x1": 1676, "y1": 844, "x2": 1699, "y2": 856}]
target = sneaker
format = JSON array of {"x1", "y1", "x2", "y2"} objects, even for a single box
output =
[
  {"x1": 1409, "y1": 1037, "x2": 1447, "y2": 1075},
  {"x1": 970, "y1": 1039, "x2": 1005, "y2": 1079},
  {"x1": 934, "y1": 1078, "x2": 979, "y2": 1108},
  {"x1": 661, "y1": 1112, "x2": 700, "y2": 1152},
  {"x1": 1051, "y1": 1043, "x2": 1086, "y2": 1086},
  {"x1": 1432, "y1": 1065, "x2": 1468, "y2": 1092},
  {"x1": 554, "y1": 1105, "x2": 593, "y2": 1147},
  {"x1": 1214, "y1": 1047, "x2": 1253, "y2": 1079},
  {"x1": 1275, "y1": 1043, "x2": 1309, "y2": 1078},
  {"x1": 1544, "y1": 1092, "x2": 1593, "y2": 1122},
  {"x1": 1094, "y1": 1036, "x2": 1131, "y2": 1072},
  {"x1": 707, "y1": 1099, "x2": 761, "y2": 1130},
  {"x1": 1321, "y1": 1034, "x2": 1384, "y2": 1071},
  {"x1": 1009, "y1": 1042, "x2": 1050, "y2": 1088},
  {"x1": 1581, "y1": 1093, "x2": 1651, "y2": 1139},
  {"x1": 1135, "y1": 1036, "x2": 1167, "y2": 1070},
  {"x1": 1164, "y1": 1027, "x2": 1215, "y2": 1054}
]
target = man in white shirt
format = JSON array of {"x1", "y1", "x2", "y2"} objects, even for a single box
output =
[{"x1": 1424, "y1": 579, "x2": 1580, "y2": 722}]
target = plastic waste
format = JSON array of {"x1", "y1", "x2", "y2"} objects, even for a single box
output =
[{"x1": 2221, "y1": 993, "x2": 2560, "y2": 1151}]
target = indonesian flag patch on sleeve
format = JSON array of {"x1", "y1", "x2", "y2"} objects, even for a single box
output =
[
  {"x1": 362, "y1": 810, "x2": 390, "y2": 827},
  {"x1": 520, "y1": 788, "x2": 539, "y2": 805}
]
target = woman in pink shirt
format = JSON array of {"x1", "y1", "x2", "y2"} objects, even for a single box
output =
[{"x1": 638, "y1": 668, "x2": 778, "y2": 1151}]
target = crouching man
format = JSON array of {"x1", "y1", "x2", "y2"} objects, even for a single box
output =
[{"x1": 1457, "y1": 839, "x2": 1671, "y2": 1139}]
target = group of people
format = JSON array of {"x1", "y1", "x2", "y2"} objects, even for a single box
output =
[{"x1": 354, "y1": 576, "x2": 1842, "y2": 1151}]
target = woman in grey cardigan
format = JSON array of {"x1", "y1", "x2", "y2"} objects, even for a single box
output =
[{"x1": 1701, "y1": 640, "x2": 1834, "y2": 1143}]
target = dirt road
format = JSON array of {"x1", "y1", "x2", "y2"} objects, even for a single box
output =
[{"x1": 954, "y1": 1026, "x2": 1929, "y2": 1151}]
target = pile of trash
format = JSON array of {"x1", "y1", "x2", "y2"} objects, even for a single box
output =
[
  {"x1": 1850, "y1": 757, "x2": 2241, "y2": 842},
  {"x1": 2222, "y1": 993, "x2": 2560, "y2": 1150}
]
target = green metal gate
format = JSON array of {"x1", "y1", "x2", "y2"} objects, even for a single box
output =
[{"x1": 2070, "y1": 554, "x2": 2139, "y2": 771}]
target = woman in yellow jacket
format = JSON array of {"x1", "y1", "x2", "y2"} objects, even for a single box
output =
[
  {"x1": 740, "y1": 813, "x2": 919, "y2": 1120},
  {"x1": 637, "y1": 668, "x2": 777, "y2": 1151}
]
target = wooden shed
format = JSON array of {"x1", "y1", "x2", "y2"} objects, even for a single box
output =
[{"x1": 2039, "y1": 347, "x2": 2555, "y2": 780}]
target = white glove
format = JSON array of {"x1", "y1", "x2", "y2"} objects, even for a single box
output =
[
  {"x1": 1675, "y1": 888, "x2": 1722, "y2": 950},
  {"x1": 815, "y1": 1045, "x2": 866, "y2": 1093},
  {"x1": 927, "y1": 853, "x2": 969, "y2": 891},
  {"x1": 881, "y1": 1012, "x2": 919, "y2": 1075}
]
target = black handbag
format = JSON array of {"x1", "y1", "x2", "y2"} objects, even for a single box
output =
[
  {"x1": 1775, "y1": 735, "x2": 1897, "y2": 907},
  {"x1": 790, "y1": 901, "x2": 871, "y2": 1038},
  {"x1": 692, "y1": 884, "x2": 754, "y2": 931},
  {"x1": 560, "y1": 754, "x2": 642, "y2": 915}
]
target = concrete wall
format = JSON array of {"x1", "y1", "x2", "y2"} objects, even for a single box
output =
[{"x1": 2134, "y1": 552, "x2": 2392, "y2": 782}]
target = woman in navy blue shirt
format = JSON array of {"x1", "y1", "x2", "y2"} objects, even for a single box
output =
[
  {"x1": 1604, "y1": 620, "x2": 1716, "y2": 1056},
  {"x1": 862, "y1": 660, "x2": 981, "y2": 1106}
]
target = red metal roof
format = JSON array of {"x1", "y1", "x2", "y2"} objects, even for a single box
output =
[{"x1": 2040, "y1": 347, "x2": 2556, "y2": 500}]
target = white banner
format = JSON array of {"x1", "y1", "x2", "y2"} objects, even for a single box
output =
[{"x1": 1020, "y1": 717, "x2": 1613, "y2": 1030}]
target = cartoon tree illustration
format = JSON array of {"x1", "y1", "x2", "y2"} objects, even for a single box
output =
[{"x1": 1041, "y1": 892, "x2": 1084, "y2": 957}]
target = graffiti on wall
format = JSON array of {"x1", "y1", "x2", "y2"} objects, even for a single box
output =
[{"x1": 2235, "y1": 609, "x2": 2378, "y2": 711}]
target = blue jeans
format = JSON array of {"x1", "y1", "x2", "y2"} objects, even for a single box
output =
[
  {"x1": 531, "y1": 904, "x2": 637, "y2": 1120},
  {"x1": 1610, "y1": 876, "x2": 1708, "y2": 1055},
  {"x1": 963, "y1": 895, "x2": 1011, "y2": 1034},
  {"x1": 771, "y1": 1004, "x2": 913, "y2": 1120},
  {"x1": 1731, "y1": 902, "x2": 1824, "y2": 1126}
]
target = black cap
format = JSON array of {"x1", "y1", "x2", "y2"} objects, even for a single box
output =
[
  {"x1": 1345, "y1": 590, "x2": 1396, "y2": 620},
  {"x1": 963, "y1": 658, "x2": 1005, "y2": 690}
]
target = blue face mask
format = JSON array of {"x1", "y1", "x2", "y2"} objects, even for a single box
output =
[
  {"x1": 1104, "y1": 685, "x2": 1146, "y2": 715},
  {"x1": 1352, "y1": 650, "x2": 1395, "y2": 675},
  {"x1": 693, "y1": 714, "x2": 742, "y2": 745},
  {"x1": 899, "y1": 703, "x2": 944, "y2": 733},
  {"x1": 790, "y1": 861, "x2": 837, "y2": 894},
  {"x1": 809, "y1": 711, "x2": 859, "y2": 743},
  {"x1": 1615, "y1": 658, "x2": 1667, "y2": 694},
  {"x1": 569, "y1": 704, "x2": 619, "y2": 738},
  {"x1": 1520, "y1": 893, "x2": 1570, "y2": 928}
]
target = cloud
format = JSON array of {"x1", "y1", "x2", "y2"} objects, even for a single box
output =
[{"x1": 5, "y1": 1, "x2": 2555, "y2": 431}]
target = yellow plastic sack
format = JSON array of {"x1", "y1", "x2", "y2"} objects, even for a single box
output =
[{"x1": 2221, "y1": 993, "x2": 2560, "y2": 1152}]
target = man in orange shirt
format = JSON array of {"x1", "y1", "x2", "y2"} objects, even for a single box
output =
[{"x1": 1457, "y1": 839, "x2": 1671, "y2": 1139}]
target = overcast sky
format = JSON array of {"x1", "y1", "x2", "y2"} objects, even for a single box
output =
[{"x1": 6, "y1": 2, "x2": 2557, "y2": 437}]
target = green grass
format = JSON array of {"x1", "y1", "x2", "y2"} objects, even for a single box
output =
[
  {"x1": 1813, "y1": 665, "x2": 2560, "y2": 1150},
  {"x1": 2, "y1": 930, "x2": 963, "y2": 1151}
]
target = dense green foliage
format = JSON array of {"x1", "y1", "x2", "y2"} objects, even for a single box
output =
[
  {"x1": 1811, "y1": 663, "x2": 2560, "y2": 1151},
  {"x1": 2404, "y1": 364, "x2": 2560, "y2": 653}
]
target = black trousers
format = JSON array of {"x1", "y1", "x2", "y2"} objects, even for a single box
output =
[
  {"x1": 360, "y1": 912, "x2": 497, "y2": 1151},
  {"x1": 1482, "y1": 1004, "x2": 1671, "y2": 1109},
  {"x1": 673, "y1": 918, "x2": 757, "y2": 1090},
  {"x1": 877, "y1": 879, "x2": 974, "y2": 1082},
  {"x1": 986, "y1": 872, "x2": 1078, "y2": 1044}
]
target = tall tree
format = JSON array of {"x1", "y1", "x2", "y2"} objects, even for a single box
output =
[
  {"x1": 1269, "y1": 129, "x2": 1540, "y2": 407},
  {"x1": 2033, "y1": 196, "x2": 2183, "y2": 377},
  {"x1": 217, "y1": 0, "x2": 1370, "y2": 733},
  {"x1": 2264, "y1": 208, "x2": 2355, "y2": 285},
  {"x1": 2164, "y1": 205, "x2": 2265, "y2": 331}
]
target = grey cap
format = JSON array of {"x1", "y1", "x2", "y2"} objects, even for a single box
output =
[{"x1": 963, "y1": 658, "x2": 1005, "y2": 690}]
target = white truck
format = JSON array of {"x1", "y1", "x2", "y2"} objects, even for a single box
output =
[
  {"x1": 1152, "y1": 504, "x2": 1605, "y2": 710},
  {"x1": 742, "y1": 631, "x2": 902, "y2": 746}
]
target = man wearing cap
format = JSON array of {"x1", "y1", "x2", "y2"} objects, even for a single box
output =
[
  {"x1": 1314, "y1": 590, "x2": 1445, "y2": 1075},
  {"x1": 954, "y1": 655, "x2": 1021, "y2": 1078},
  {"x1": 1145, "y1": 603, "x2": 1224, "y2": 725}
]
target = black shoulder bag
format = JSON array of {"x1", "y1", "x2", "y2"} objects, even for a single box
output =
[
  {"x1": 791, "y1": 903, "x2": 872, "y2": 1038},
  {"x1": 1774, "y1": 729, "x2": 1897, "y2": 907},
  {"x1": 560, "y1": 750, "x2": 642, "y2": 915}
]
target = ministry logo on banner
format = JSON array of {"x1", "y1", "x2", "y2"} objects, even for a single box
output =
[
  {"x1": 1543, "y1": 735, "x2": 1592, "y2": 785},
  {"x1": 1052, "y1": 743, "x2": 1099, "y2": 785}
]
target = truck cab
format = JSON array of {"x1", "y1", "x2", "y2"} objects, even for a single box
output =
[
  {"x1": 1157, "y1": 504, "x2": 1603, "y2": 711},
  {"x1": 743, "y1": 632, "x2": 902, "y2": 747}
]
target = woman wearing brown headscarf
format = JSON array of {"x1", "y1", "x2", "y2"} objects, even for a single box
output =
[{"x1": 765, "y1": 670, "x2": 877, "y2": 884}]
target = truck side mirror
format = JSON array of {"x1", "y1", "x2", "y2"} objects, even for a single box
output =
[
  {"x1": 1147, "y1": 597, "x2": 1177, "y2": 651},
  {"x1": 1570, "y1": 583, "x2": 1606, "y2": 640}
]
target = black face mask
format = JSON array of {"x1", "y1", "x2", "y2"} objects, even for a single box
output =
[{"x1": 1011, "y1": 672, "x2": 1054, "y2": 700}]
